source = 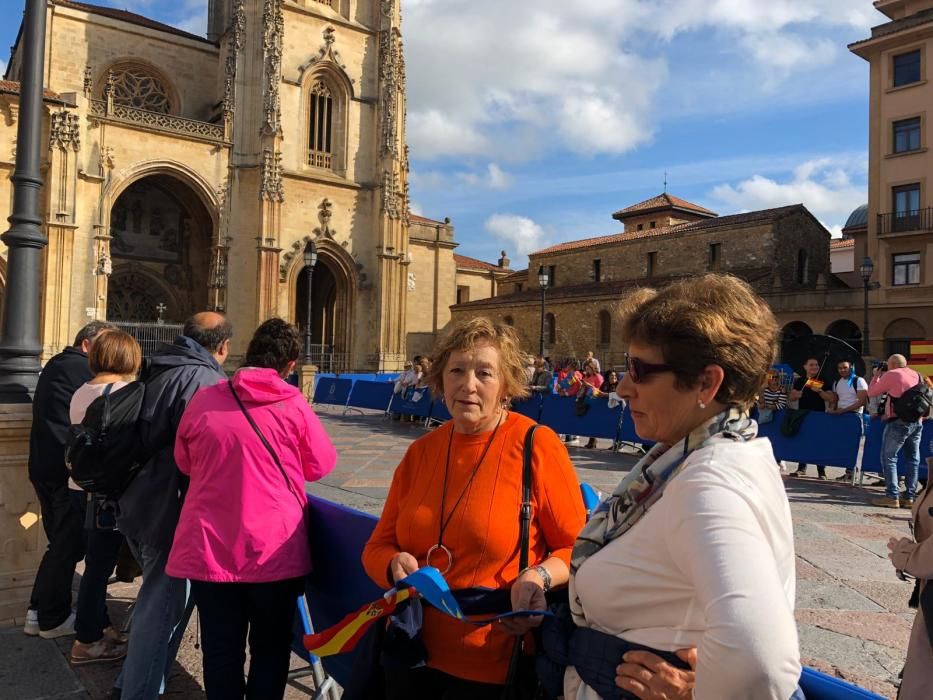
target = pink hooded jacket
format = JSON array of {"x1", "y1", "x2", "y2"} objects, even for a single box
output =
[{"x1": 166, "y1": 368, "x2": 336, "y2": 583}]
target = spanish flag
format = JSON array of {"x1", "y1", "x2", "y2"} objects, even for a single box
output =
[
  {"x1": 804, "y1": 378, "x2": 824, "y2": 391},
  {"x1": 303, "y1": 587, "x2": 415, "y2": 657}
]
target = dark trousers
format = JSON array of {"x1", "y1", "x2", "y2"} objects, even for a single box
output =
[
  {"x1": 75, "y1": 506, "x2": 123, "y2": 643},
  {"x1": 191, "y1": 577, "x2": 303, "y2": 700},
  {"x1": 29, "y1": 479, "x2": 86, "y2": 630},
  {"x1": 385, "y1": 666, "x2": 505, "y2": 700},
  {"x1": 797, "y1": 462, "x2": 826, "y2": 477}
]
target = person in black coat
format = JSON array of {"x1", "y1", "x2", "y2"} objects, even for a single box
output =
[
  {"x1": 25, "y1": 321, "x2": 116, "y2": 638},
  {"x1": 113, "y1": 312, "x2": 231, "y2": 700}
]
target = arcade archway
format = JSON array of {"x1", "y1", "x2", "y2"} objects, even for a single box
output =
[{"x1": 106, "y1": 174, "x2": 212, "y2": 323}]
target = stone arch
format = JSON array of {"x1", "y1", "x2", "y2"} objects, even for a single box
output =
[
  {"x1": 285, "y1": 239, "x2": 358, "y2": 371},
  {"x1": 95, "y1": 59, "x2": 180, "y2": 115},
  {"x1": 104, "y1": 166, "x2": 217, "y2": 323},
  {"x1": 825, "y1": 319, "x2": 862, "y2": 353},
  {"x1": 884, "y1": 317, "x2": 926, "y2": 359}
]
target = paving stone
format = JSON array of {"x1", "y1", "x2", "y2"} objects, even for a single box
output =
[
  {"x1": 797, "y1": 624, "x2": 903, "y2": 683},
  {"x1": 801, "y1": 657, "x2": 898, "y2": 700},
  {"x1": 795, "y1": 538, "x2": 898, "y2": 582},
  {"x1": 795, "y1": 557, "x2": 832, "y2": 582},
  {"x1": 0, "y1": 628, "x2": 88, "y2": 699},
  {"x1": 795, "y1": 580, "x2": 885, "y2": 612},
  {"x1": 843, "y1": 580, "x2": 916, "y2": 614},
  {"x1": 795, "y1": 609, "x2": 911, "y2": 649}
]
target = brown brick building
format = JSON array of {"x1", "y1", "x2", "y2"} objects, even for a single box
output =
[{"x1": 451, "y1": 192, "x2": 875, "y2": 367}]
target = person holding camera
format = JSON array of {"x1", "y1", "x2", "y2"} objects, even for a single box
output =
[{"x1": 68, "y1": 329, "x2": 141, "y2": 664}]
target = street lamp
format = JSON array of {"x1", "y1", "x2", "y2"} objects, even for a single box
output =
[
  {"x1": 537, "y1": 265, "x2": 549, "y2": 357},
  {"x1": 302, "y1": 240, "x2": 318, "y2": 364},
  {"x1": 0, "y1": 0, "x2": 49, "y2": 402},
  {"x1": 859, "y1": 255, "x2": 876, "y2": 356}
]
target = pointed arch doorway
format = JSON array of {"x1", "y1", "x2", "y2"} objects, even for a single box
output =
[{"x1": 293, "y1": 248, "x2": 353, "y2": 372}]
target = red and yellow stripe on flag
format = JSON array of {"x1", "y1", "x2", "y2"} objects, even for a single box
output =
[
  {"x1": 303, "y1": 587, "x2": 415, "y2": 657},
  {"x1": 909, "y1": 340, "x2": 933, "y2": 380}
]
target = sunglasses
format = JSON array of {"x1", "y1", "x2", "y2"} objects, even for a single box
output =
[{"x1": 623, "y1": 352, "x2": 674, "y2": 384}]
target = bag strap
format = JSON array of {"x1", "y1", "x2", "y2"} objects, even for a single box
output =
[
  {"x1": 519, "y1": 424, "x2": 538, "y2": 571},
  {"x1": 228, "y1": 380, "x2": 305, "y2": 510}
]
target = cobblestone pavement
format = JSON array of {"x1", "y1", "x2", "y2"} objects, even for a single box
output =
[{"x1": 4, "y1": 409, "x2": 915, "y2": 698}]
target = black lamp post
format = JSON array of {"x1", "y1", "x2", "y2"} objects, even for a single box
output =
[
  {"x1": 0, "y1": 0, "x2": 49, "y2": 403},
  {"x1": 537, "y1": 265, "x2": 549, "y2": 357},
  {"x1": 859, "y1": 255, "x2": 875, "y2": 356},
  {"x1": 302, "y1": 240, "x2": 318, "y2": 364}
]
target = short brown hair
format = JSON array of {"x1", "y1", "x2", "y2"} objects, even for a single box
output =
[
  {"x1": 620, "y1": 274, "x2": 777, "y2": 408},
  {"x1": 88, "y1": 330, "x2": 142, "y2": 376},
  {"x1": 425, "y1": 317, "x2": 530, "y2": 402}
]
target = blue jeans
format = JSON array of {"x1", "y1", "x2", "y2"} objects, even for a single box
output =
[
  {"x1": 881, "y1": 419, "x2": 923, "y2": 500},
  {"x1": 114, "y1": 538, "x2": 193, "y2": 698}
]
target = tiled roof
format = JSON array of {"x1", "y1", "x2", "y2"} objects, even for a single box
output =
[
  {"x1": 612, "y1": 193, "x2": 717, "y2": 220},
  {"x1": 830, "y1": 238, "x2": 855, "y2": 250},
  {"x1": 409, "y1": 214, "x2": 448, "y2": 226},
  {"x1": 53, "y1": 0, "x2": 213, "y2": 44},
  {"x1": 454, "y1": 254, "x2": 506, "y2": 272},
  {"x1": 0, "y1": 80, "x2": 65, "y2": 102},
  {"x1": 532, "y1": 205, "x2": 805, "y2": 257}
]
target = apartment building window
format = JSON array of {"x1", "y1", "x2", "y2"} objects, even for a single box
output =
[
  {"x1": 646, "y1": 251, "x2": 657, "y2": 278},
  {"x1": 637, "y1": 223, "x2": 644, "y2": 231},
  {"x1": 515, "y1": 282, "x2": 523, "y2": 292},
  {"x1": 708, "y1": 242, "x2": 721, "y2": 270},
  {"x1": 892, "y1": 252, "x2": 920, "y2": 286},
  {"x1": 456, "y1": 285, "x2": 470, "y2": 304},
  {"x1": 649, "y1": 221, "x2": 656, "y2": 228},
  {"x1": 548, "y1": 265, "x2": 556, "y2": 287},
  {"x1": 545, "y1": 313, "x2": 556, "y2": 346},
  {"x1": 893, "y1": 183, "x2": 921, "y2": 231},
  {"x1": 893, "y1": 117, "x2": 922, "y2": 153},
  {"x1": 504, "y1": 315, "x2": 514, "y2": 326},
  {"x1": 893, "y1": 50, "x2": 922, "y2": 87},
  {"x1": 592, "y1": 259, "x2": 602, "y2": 282},
  {"x1": 598, "y1": 310, "x2": 611, "y2": 345}
]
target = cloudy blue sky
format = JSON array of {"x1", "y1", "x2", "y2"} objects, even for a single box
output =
[{"x1": 2, "y1": 0, "x2": 882, "y2": 268}]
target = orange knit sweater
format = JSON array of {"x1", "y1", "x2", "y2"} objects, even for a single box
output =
[{"x1": 362, "y1": 411, "x2": 586, "y2": 684}]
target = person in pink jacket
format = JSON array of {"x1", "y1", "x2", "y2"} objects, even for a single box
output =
[{"x1": 166, "y1": 318, "x2": 336, "y2": 699}]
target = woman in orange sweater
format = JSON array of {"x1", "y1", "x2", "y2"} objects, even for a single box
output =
[{"x1": 362, "y1": 317, "x2": 586, "y2": 699}]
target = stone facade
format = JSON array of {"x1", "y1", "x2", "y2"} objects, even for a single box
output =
[{"x1": 0, "y1": 0, "x2": 498, "y2": 372}]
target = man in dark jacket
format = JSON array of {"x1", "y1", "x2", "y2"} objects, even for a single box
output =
[
  {"x1": 25, "y1": 321, "x2": 116, "y2": 638},
  {"x1": 113, "y1": 312, "x2": 230, "y2": 700}
]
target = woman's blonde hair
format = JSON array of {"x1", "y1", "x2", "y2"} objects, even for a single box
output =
[
  {"x1": 88, "y1": 329, "x2": 142, "y2": 377},
  {"x1": 425, "y1": 317, "x2": 530, "y2": 402},
  {"x1": 620, "y1": 274, "x2": 777, "y2": 408}
]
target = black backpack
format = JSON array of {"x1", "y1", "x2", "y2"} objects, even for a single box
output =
[
  {"x1": 66, "y1": 377, "x2": 152, "y2": 498},
  {"x1": 892, "y1": 371, "x2": 933, "y2": 423}
]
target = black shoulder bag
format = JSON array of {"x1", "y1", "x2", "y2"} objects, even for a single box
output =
[
  {"x1": 502, "y1": 425, "x2": 544, "y2": 700},
  {"x1": 228, "y1": 380, "x2": 306, "y2": 511}
]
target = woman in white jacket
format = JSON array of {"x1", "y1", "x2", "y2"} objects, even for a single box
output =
[{"x1": 562, "y1": 275, "x2": 802, "y2": 700}]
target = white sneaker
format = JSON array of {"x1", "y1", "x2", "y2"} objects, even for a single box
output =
[
  {"x1": 23, "y1": 609, "x2": 39, "y2": 636},
  {"x1": 39, "y1": 611, "x2": 76, "y2": 639}
]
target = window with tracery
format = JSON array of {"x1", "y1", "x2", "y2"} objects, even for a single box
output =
[
  {"x1": 308, "y1": 80, "x2": 334, "y2": 169},
  {"x1": 108, "y1": 65, "x2": 172, "y2": 114}
]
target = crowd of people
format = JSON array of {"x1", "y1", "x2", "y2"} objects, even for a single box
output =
[{"x1": 19, "y1": 273, "x2": 932, "y2": 700}]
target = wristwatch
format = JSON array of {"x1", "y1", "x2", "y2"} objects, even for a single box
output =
[{"x1": 523, "y1": 564, "x2": 552, "y2": 592}]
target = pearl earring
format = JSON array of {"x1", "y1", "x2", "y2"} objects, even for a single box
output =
[{"x1": 698, "y1": 399, "x2": 707, "y2": 409}]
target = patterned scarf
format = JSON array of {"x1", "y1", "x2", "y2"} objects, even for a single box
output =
[{"x1": 569, "y1": 407, "x2": 757, "y2": 623}]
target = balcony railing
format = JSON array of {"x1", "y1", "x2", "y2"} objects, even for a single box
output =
[
  {"x1": 308, "y1": 149, "x2": 333, "y2": 169},
  {"x1": 877, "y1": 207, "x2": 933, "y2": 235},
  {"x1": 89, "y1": 99, "x2": 225, "y2": 142}
]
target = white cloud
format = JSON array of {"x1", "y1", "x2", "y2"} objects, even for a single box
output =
[
  {"x1": 403, "y1": 0, "x2": 877, "y2": 159},
  {"x1": 486, "y1": 164, "x2": 512, "y2": 190},
  {"x1": 409, "y1": 201, "x2": 424, "y2": 217},
  {"x1": 0, "y1": 59, "x2": 6, "y2": 78},
  {"x1": 709, "y1": 156, "x2": 867, "y2": 233},
  {"x1": 485, "y1": 214, "x2": 550, "y2": 258}
]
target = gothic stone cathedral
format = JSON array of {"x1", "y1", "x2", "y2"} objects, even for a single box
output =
[{"x1": 0, "y1": 0, "x2": 471, "y2": 371}]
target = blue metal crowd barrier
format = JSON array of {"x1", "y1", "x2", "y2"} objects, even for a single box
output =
[
  {"x1": 345, "y1": 380, "x2": 395, "y2": 412},
  {"x1": 312, "y1": 377, "x2": 354, "y2": 408},
  {"x1": 511, "y1": 394, "x2": 543, "y2": 422},
  {"x1": 431, "y1": 395, "x2": 452, "y2": 423},
  {"x1": 756, "y1": 410, "x2": 863, "y2": 470},
  {"x1": 388, "y1": 388, "x2": 434, "y2": 418},
  {"x1": 538, "y1": 394, "x2": 623, "y2": 440},
  {"x1": 860, "y1": 418, "x2": 932, "y2": 480},
  {"x1": 296, "y1": 494, "x2": 886, "y2": 699}
]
